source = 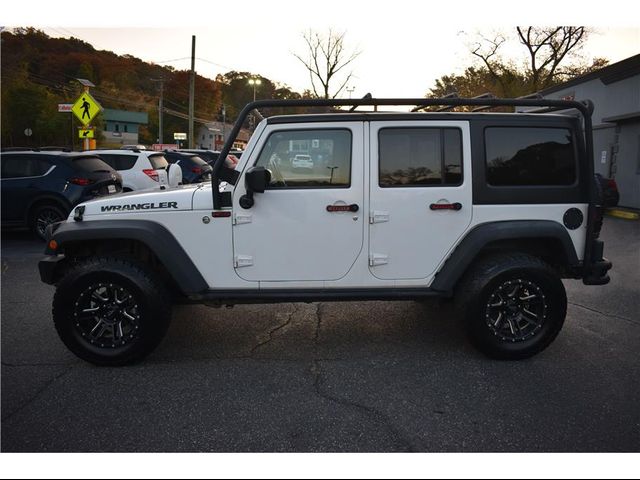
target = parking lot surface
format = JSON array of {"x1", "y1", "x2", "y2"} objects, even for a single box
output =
[{"x1": 1, "y1": 218, "x2": 639, "y2": 452}]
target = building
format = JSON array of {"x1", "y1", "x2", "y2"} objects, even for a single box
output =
[
  {"x1": 196, "y1": 121, "x2": 252, "y2": 151},
  {"x1": 102, "y1": 109, "x2": 149, "y2": 147},
  {"x1": 534, "y1": 54, "x2": 640, "y2": 209}
]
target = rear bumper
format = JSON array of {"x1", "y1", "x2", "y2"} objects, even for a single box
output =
[
  {"x1": 39, "y1": 255, "x2": 66, "y2": 285},
  {"x1": 583, "y1": 239, "x2": 612, "y2": 285}
]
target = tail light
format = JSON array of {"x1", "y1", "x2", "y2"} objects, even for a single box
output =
[
  {"x1": 607, "y1": 178, "x2": 618, "y2": 190},
  {"x1": 143, "y1": 169, "x2": 160, "y2": 182},
  {"x1": 69, "y1": 177, "x2": 95, "y2": 186},
  {"x1": 191, "y1": 167, "x2": 203, "y2": 175}
]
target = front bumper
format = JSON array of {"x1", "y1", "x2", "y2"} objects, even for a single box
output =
[{"x1": 39, "y1": 255, "x2": 66, "y2": 285}]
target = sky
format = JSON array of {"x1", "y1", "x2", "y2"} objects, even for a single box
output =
[{"x1": 4, "y1": 0, "x2": 640, "y2": 101}]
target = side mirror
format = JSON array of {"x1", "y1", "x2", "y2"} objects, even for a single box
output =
[
  {"x1": 240, "y1": 166, "x2": 271, "y2": 209},
  {"x1": 245, "y1": 166, "x2": 271, "y2": 193}
]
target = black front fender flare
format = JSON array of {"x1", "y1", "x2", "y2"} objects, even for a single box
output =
[{"x1": 43, "y1": 219, "x2": 208, "y2": 295}]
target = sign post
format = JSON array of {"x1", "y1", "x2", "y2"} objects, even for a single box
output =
[
  {"x1": 174, "y1": 132, "x2": 187, "y2": 149},
  {"x1": 72, "y1": 89, "x2": 102, "y2": 150}
]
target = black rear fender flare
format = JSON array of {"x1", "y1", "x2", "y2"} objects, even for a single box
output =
[{"x1": 431, "y1": 220, "x2": 580, "y2": 294}]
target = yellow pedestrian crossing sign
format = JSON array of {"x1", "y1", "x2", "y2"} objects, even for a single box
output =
[
  {"x1": 78, "y1": 127, "x2": 95, "y2": 138},
  {"x1": 72, "y1": 91, "x2": 102, "y2": 126}
]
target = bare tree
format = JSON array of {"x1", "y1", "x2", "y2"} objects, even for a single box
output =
[
  {"x1": 516, "y1": 26, "x2": 589, "y2": 90},
  {"x1": 293, "y1": 29, "x2": 361, "y2": 99},
  {"x1": 467, "y1": 27, "x2": 596, "y2": 94}
]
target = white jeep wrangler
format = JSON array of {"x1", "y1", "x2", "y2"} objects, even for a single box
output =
[{"x1": 39, "y1": 97, "x2": 612, "y2": 366}]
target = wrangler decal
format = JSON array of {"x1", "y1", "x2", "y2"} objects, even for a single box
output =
[{"x1": 101, "y1": 202, "x2": 179, "y2": 212}]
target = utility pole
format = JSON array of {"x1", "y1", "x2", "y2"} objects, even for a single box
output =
[
  {"x1": 151, "y1": 78, "x2": 165, "y2": 144},
  {"x1": 221, "y1": 103, "x2": 226, "y2": 150},
  {"x1": 189, "y1": 35, "x2": 196, "y2": 149}
]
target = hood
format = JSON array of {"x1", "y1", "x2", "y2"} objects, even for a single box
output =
[{"x1": 76, "y1": 184, "x2": 201, "y2": 218}]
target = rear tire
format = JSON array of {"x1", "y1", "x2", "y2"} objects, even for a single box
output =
[
  {"x1": 53, "y1": 256, "x2": 172, "y2": 366},
  {"x1": 29, "y1": 203, "x2": 67, "y2": 240},
  {"x1": 456, "y1": 253, "x2": 567, "y2": 360}
]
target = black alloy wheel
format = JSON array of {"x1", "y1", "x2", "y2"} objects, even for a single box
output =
[
  {"x1": 485, "y1": 278, "x2": 547, "y2": 343},
  {"x1": 73, "y1": 282, "x2": 141, "y2": 350}
]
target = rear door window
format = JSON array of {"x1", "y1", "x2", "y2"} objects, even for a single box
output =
[
  {"x1": 378, "y1": 128, "x2": 463, "y2": 187},
  {"x1": 485, "y1": 127, "x2": 576, "y2": 186},
  {"x1": 71, "y1": 156, "x2": 114, "y2": 173}
]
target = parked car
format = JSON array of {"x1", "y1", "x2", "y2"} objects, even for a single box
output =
[
  {"x1": 91, "y1": 149, "x2": 181, "y2": 191},
  {"x1": 179, "y1": 149, "x2": 241, "y2": 168},
  {"x1": 120, "y1": 145, "x2": 147, "y2": 151},
  {"x1": 1, "y1": 150, "x2": 122, "y2": 239},
  {"x1": 291, "y1": 154, "x2": 314, "y2": 170},
  {"x1": 163, "y1": 151, "x2": 213, "y2": 184},
  {"x1": 595, "y1": 173, "x2": 620, "y2": 207}
]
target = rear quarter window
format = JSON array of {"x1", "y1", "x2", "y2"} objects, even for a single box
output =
[
  {"x1": 98, "y1": 154, "x2": 137, "y2": 171},
  {"x1": 148, "y1": 154, "x2": 169, "y2": 170},
  {"x1": 485, "y1": 127, "x2": 576, "y2": 186}
]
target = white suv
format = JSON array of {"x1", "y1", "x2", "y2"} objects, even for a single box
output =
[
  {"x1": 92, "y1": 150, "x2": 181, "y2": 191},
  {"x1": 291, "y1": 154, "x2": 314, "y2": 170},
  {"x1": 41, "y1": 97, "x2": 612, "y2": 366}
]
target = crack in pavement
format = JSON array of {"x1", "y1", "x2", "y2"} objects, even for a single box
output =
[
  {"x1": 569, "y1": 302, "x2": 639, "y2": 326},
  {"x1": 249, "y1": 305, "x2": 299, "y2": 356},
  {"x1": 309, "y1": 302, "x2": 416, "y2": 452},
  {"x1": 1, "y1": 364, "x2": 75, "y2": 423},
  {"x1": 310, "y1": 359, "x2": 416, "y2": 452}
]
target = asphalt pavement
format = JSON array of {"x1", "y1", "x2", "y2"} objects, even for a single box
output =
[{"x1": 1, "y1": 217, "x2": 639, "y2": 452}]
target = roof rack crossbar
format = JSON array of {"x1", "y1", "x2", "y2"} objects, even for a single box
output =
[{"x1": 412, "y1": 93, "x2": 459, "y2": 112}]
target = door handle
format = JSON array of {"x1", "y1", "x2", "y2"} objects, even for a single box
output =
[
  {"x1": 326, "y1": 204, "x2": 359, "y2": 213},
  {"x1": 429, "y1": 202, "x2": 462, "y2": 211}
]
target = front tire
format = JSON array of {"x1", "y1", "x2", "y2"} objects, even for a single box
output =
[
  {"x1": 53, "y1": 257, "x2": 172, "y2": 366},
  {"x1": 456, "y1": 253, "x2": 567, "y2": 360}
]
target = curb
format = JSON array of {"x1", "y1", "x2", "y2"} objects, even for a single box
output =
[{"x1": 605, "y1": 208, "x2": 640, "y2": 220}]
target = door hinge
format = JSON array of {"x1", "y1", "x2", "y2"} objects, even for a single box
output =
[
  {"x1": 369, "y1": 253, "x2": 389, "y2": 267},
  {"x1": 234, "y1": 255, "x2": 254, "y2": 268},
  {"x1": 233, "y1": 213, "x2": 252, "y2": 225},
  {"x1": 369, "y1": 210, "x2": 390, "y2": 224}
]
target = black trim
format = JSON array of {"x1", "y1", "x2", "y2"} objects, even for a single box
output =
[
  {"x1": 430, "y1": 220, "x2": 580, "y2": 293},
  {"x1": 41, "y1": 220, "x2": 208, "y2": 294},
  {"x1": 187, "y1": 287, "x2": 440, "y2": 304}
]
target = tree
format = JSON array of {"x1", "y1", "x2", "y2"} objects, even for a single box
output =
[
  {"x1": 293, "y1": 29, "x2": 361, "y2": 99},
  {"x1": 428, "y1": 26, "x2": 608, "y2": 104}
]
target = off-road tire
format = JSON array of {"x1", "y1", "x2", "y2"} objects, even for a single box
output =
[
  {"x1": 456, "y1": 253, "x2": 567, "y2": 360},
  {"x1": 53, "y1": 256, "x2": 172, "y2": 366}
]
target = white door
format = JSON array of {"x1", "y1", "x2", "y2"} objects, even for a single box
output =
[
  {"x1": 369, "y1": 121, "x2": 473, "y2": 280},
  {"x1": 233, "y1": 123, "x2": 364, "y2": 282}
]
